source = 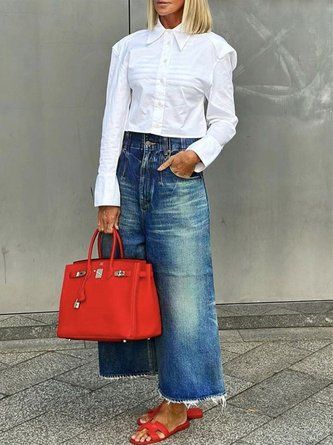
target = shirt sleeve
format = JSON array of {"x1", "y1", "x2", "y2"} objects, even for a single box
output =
[
  {"x1": 93, "y1": 44, "x2": 131, "y2": 207},
  {"x1": 185, "y1": 48, "x2": 238, "y2": 172}
]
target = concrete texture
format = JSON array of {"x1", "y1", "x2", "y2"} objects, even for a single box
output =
[
  {"x1": 0, "y1": 0, "x2": 129, "y2": 313},
  {"x1": 0, "y1": 0, "x2": 332, "y2": 315},
  {"x1": 1, "y1": 300, "x2": 332, "y2": 341},
  {"x1": 0, "y1": 326, "x2": 332, "y2": 444},
  {"x1": 131, "y1": 0, "x2": 333, "y2": 305}
]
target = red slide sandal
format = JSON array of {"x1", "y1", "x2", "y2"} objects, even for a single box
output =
[
  {"x1": 130, "y1": 419, "x2": 190, "y2": 444},
  {"x1": 137, "y1": 403, "x2": 203, "y2": 425}
]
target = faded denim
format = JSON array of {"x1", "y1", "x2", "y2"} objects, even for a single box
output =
[{"x1": 98, "y1": 130, "x2": 227, "y2": 408}]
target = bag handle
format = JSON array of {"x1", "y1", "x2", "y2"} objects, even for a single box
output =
[
  {"x1": 97, "y1": 231, "x2": 102, "y2": 258},
  {"x1": 87, "y1": 228, "x2": 124, "y2": 273},
  {"x1": 97, "y1": 230, "x2": 124, "y2": 259},
  {"x1": 75, "y1": 228, "x2": 124, "y2": 306}
]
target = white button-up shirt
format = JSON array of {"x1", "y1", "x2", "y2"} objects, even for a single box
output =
[{"x1": 94, "y1": 17, "x2": 238, "y2": 207}]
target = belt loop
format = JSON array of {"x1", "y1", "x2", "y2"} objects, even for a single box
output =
[{"x1": 167, "y1": 136, "x2": 170, "y2": 155}]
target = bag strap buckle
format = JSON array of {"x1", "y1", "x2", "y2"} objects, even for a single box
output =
[{"x1": 114, "y1": 269, "x2": 126, "y2": 277}]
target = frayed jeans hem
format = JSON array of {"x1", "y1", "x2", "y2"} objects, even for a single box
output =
[
  {"x1": 157, "y1": 386, "x2": 228, "y2": 410},
  {"x1": 99, "y1": 372, "x2": 157, "y2": 381}
]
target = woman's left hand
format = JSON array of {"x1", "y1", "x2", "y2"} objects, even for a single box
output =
[{"x1": 157, "y1": 150, "x2": 201, "y2": 178}]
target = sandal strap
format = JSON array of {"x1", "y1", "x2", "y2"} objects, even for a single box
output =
[
  {"x1": 149, "y1": 420, "x2": 170, "y2": 437},
  {"x1": 138, "y1": 420, "x2": 170, "y2": 440},
  {"x1": 137, "y1": 423, "x2": 159, "y2": 441}
]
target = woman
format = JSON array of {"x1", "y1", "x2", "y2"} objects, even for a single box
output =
[{"x1": 94, "y1": 0, "x2": 238, "y2": 442}]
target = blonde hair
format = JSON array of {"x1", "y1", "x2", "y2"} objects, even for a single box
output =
[{"x1": 147, "y1": 0, "x2": 212, "y2": 34}]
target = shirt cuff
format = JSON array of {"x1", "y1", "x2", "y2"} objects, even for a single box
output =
[
  {"x1": 185, "y1": 134, "x2": 222, "y2": 173},
  {"x1": 94, "y1": 173, "x2": 120, "y2": 207}
]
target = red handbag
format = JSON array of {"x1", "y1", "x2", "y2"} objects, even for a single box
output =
[{"x1": 56, "y1": 228, "x2": 162, "y2": 342}]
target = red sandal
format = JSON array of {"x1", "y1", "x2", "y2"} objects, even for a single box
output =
[
  {"x1": 130, "y1": 419, "x2": 190, "y2": 444},
  {"x1": 137, "y1": 403, "x2": 203, "y2": 425}
]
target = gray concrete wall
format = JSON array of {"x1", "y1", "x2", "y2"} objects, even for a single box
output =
[
  {"x1": 0, "y1": 0, "x2": 129, "y2": 313},
  {"x1": 0, "y1": 1, "x2": 332, "y2": 313}
]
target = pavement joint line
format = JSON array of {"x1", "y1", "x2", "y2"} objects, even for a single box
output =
[
  {"x1": 227, "y1": 367, "x2": 332, "y2": 418},
  {"x1": 20, "y1": 314, "x2": 51, "y2": 325},
  {"x1": 51, "y1": 376, "x2": 96, "y2": 393},
  {"x1": 283, "y1": 366, "x2": 333, "y2": 384},
  {"x1": 0, "y1": 343, "x2": 87, "y2": 354},
  {"x1": 228, "y1": 394, "x2": 333, "y2": 445},
  {"x1": 0, "y1": 406, "x2": 55, "y2": 436},
  {"x1": 0, "y1": 352, "x2": 92, "y2": 397},
  {"x1": 311, "y1": 399, "x2": 333, "y2": 408},
  {"x1": 285, "y1": 341, "x2": 333, "y2": 359},
  {"x1": 278, "y1": 340, "x2": 332, "y2": 352},
  {"x1": 222, "y1": 341, "x2": 266, "y2": 358},
  {"x1": 59, "y1": 394, "x2": 161, "y2": 444},
  {"x1": 228, "y1": 344, "x2": 333, "y2": 442},
  {"x1": 54, "y1": 349, "x2": 98, "y2": 361},
  {"x1": 317, "y1": 435, "x2": 333, "y2": 445},
  {"x1": 225, "y1": 366, "x2": 311, "y2": 408},
  {"x1": 0, "y1": 329, "x2": 332, "y2": 443},
  {"x1": 220, "y1": 404, "x2": 274, "y2": 445},
  {"x1": 222, "y1": 344, "x2": 316, "y2": 388},
  {"x1": 237, "y1": 326, "x2": 333, "y2": 342},
  {"x1": 0, "y1": 376, "x2": 157, "y2": 436},
  {"x1": 0, "y1": 350, "x2": 49, "y2": 369}
]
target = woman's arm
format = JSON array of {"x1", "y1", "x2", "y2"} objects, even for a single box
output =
[
  {"x1": 94, "y1": 44, "x2": 131, "y2": 207},
  {"x1": 185, "y1": 49, "x2": 238, "y2": 172}
]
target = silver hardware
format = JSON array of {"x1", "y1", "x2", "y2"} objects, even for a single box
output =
[
  {"x1": 145, "y1": 141, "x2": 156, "y2": 147},
  {"x1": 114, "y1": 269, "x2": 126, "y2": 277},
  {"x1": 74, "y1": 299, "x2": 80, "y2": 309},
  {"x1": 95, "y1": 268, "x2": 103, "y2": 279},
  {"x1": 75, "y1": 270, "x2": 86, "y2": 277},
  {"x1": 147, "y1": 338, "x2": 151, "y2": 340},
  {"x1": 123, "y1": 339, "x2": 127, "y2": 343}
]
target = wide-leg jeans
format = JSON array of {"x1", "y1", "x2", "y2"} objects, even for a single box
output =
[{"x1": 98, "y1": 130, "x2": 227, "y2": 408}]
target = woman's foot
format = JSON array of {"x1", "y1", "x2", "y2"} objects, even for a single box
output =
[
  {"x1": 131, "y1": 400, "x2": 187, "y2": 442},
  {"x1": 137, "y1": 401, "x2": 165, "y2": 425}
]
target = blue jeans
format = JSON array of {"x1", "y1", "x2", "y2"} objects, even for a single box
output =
[{"x1": 98, "y1": 131, "x2": 227, "y2": 408}]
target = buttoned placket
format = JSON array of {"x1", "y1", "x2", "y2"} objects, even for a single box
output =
[{"x1": 150, "y1": 30, "x2": 173, "y2": 133}]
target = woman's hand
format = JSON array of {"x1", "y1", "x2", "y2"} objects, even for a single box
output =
[
  {"x1": 157, "y1": 149, "x2": 201, "y2": 178},
  {"x1": 97, "y1": 206, "x2": 120, "y2": 233}
]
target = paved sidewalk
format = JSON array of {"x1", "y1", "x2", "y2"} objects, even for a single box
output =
[{"x1": 0, "y1": 326, "x2": 332, "y2": 444}]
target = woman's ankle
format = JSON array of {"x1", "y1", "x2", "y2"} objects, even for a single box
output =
[{"x1": 163, "y1": 400, "x2": 186, "y2": 413}]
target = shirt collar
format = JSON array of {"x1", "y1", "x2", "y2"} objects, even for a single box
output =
[{"x1": 146, "y1": 16, "x2": 191, "y2": 51}]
